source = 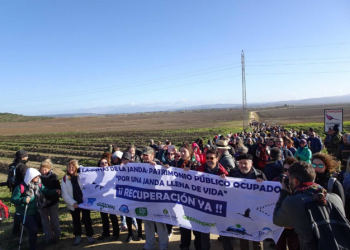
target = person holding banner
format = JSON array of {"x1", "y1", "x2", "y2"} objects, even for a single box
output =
[
  {"x1": 121, "y1": 152, "x2": 144, "y2": 242},
  {"x1": 196, "y1": 149, "x2": 229, "y2": 250},
  {"x1": 140, "y1": 146, "x2": 169, "y2": 250},
  {"x1": 61, "y1": 160, "x2": 95, "y2": 246},
  {"x1": 97, "y1": 157, "x2": 120, "y2": 241},
  {"x1": 171, "y1": 143, "x2": 198, "y2": 170},
  {"x1": 227, "y1": 154, "x2": 265, "y2": 250}
]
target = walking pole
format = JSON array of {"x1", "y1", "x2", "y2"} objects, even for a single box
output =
[{"x1": 18, "y1": 204, "x2": 28, "y2": 250}]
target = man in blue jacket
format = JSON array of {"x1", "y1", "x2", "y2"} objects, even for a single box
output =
[{"x1": 306, "y1": 128, "x2": 323, "y2": 154}]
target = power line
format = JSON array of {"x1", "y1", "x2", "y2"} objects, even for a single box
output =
[
  {"x1": 246, "y1": 42, "x2": 350, "y2": 52},
  {"x1": 246, "y1": 61, "x2": 350, "y2": 67},
  {"x1": 246, "y1": 56, "x2": 350, "y2": 63},
  {"x1": 0, "y1": 65, "x2": 242, "y2": 105},
  {"x1": 3, "y1": 75, "x2": 242, "y2": 111},
  {"x1": 246, "y1": 71, "x2": 350, "y2": 75}
]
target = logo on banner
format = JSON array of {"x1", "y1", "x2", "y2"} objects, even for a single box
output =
[
  {"x1": 119, "y1": 205, "x2": 129, "y2": 213},
  {"x1": 182, "y1": 215, "x2": 216, "y2": 227},
  {"x1": 85, "y1": 198, "x2": 97, "y2": 207},
  {"x1": 135, "y1": 207, "x2": 148, "y2": 216},
  {"x1": 237, "y1": 208, "x2": 253, "y2": 220},
  {"x1": 222, "y1": 224, "x2": 252, "y2": 236},
  {"x1": 258, "y1": 227, "x2": 272, "y2": 236},
  {"x1": 153, "y1": 208, "x2": 178, "y2": 219},
  {"x1": 97, "y1": 202, "x2": 115, "y2": 210}
]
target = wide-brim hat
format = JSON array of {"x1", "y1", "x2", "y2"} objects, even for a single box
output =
[{"x1": 216, "y1": 140, "x2": 231, "y2": 149}]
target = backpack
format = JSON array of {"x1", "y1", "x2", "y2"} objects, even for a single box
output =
[
  {"x1": 256, "y1": 144, "x2": 269, "y2": 168},
  {"x1": 327, "y1": 177, "x2": 337, "y2": 194},
  {"x1": 0, "y1": 200, "x2": 9, "y2": 224},
  {"x1": 301, "y1": 194, "x2": 350, "y2": 250},
  {"x1": 6, "y1": 163, "x2": 18, "y2": 191},
  {"x1": 19, "y1": 183, "x2": 42, "y2": 194}
]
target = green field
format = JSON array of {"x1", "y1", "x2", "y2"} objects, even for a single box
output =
[
  {"x1": 0, "y1": 122, "x2": 349, "y2": 249},
  {"x1": 0, "y1": 113, "x2": 52, "y2": 123}
]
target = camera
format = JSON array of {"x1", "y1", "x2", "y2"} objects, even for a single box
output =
[{"x1": 279, "y1": 174, "x2": 289, "y2": 187}]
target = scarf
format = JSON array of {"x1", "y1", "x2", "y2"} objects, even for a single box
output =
[
  {"x1": 40, "y1": 170, "x2": 53, "y2": 179},
  {"x1": 25, "y1": 180, "x2": 47, "y2": 209},
  {"x1": 71, "y1": 176, "x2": 83, "y2": 204},
  {"x1": 293, "y1": 182, "x2": 327, "y2": 205}
]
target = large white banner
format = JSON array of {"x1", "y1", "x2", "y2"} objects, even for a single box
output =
[{"x1": 79, "y1": 163, "x2": 283, "y2": 242}]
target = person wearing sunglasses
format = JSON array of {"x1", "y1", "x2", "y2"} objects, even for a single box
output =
[
  {"x1": 162, "y1": 150, "x2": 175, "y2": 166},
  {"x1": 97, "y1": 157, "x2": 120, "y2": 242},
  {"x1": 312, "y1": 153, "x2": 345, "y2": 206},
  {"x1": 294, "y1": 139, "x2": 312, "y2": 163},
  {"x1": 195, "y1": 149, "x2": 228, "y2": 250}
]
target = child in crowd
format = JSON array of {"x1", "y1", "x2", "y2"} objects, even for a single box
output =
[{"x1": 38, "y1": 159, "x2": 61, "y2": 244}]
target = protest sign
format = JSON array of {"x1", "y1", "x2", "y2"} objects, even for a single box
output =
[
  {"x1": 79, "y1": 163, "x2": 283, "y2": 242},
  {"x1": 324, "y1": 108, "x2": 343, "y2": 132}
]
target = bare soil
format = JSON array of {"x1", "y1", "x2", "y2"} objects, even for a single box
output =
[{"x1": 0, "y1": 109, "x2": 244, "y2": 135}]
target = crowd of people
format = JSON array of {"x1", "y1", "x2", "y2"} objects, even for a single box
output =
[{"x1": 4, "y1": 122, "x2": 350, "y2": 250}]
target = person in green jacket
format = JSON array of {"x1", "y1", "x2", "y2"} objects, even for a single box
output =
[
  {"x1": 10, "y1": 168, "x2": 60, "y2": 250},
  {"x1": 294, "y1": 139, "x2": 312, "y2": 163}
]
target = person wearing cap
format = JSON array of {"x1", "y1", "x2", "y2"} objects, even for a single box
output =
[
  {"x1": 61, "y1": 160, "x2": 95, "y2": 246},
  {"x1": 11, "y1": 150, "x2": 29, "y2": 191},
  {"x1": 141, "y1": 146, "x2": 169, "y2": 250},
  {"x1": 225, "y1": 154, "x2": 265, "y2": 250},
  {"x1": 327, "y1": 124, "x2": 343, "y2": 156},
  {"x1": 294, "y1": 139, "x2": 312, "y2": 163},
  {"x1": 97, "y1": 157, "x2": 120, "y2": 241},
  {"x1": 38, "y1": 159, "x2": 62, "y2": 244},
  {"x1": 10, "y1": 150, "x2": 30, "y2": 236},
  {"x1": 111, "y1": 151, "x2": 123, "y2": 165},
  {"x1": 11, "y1": 168, "x2": 60, "y2": 250},
  {"x1": 264, "y1": 147, "x2": 283, "y2": 181}
]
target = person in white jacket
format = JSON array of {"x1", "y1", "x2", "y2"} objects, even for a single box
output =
[{"x1": 61, "y1": 160, "x2": 94, "y2": 246}]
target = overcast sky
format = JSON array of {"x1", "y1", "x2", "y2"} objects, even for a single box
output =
[{"x1": 1, "y1": 0, "x2": 350, "y2": 115}]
